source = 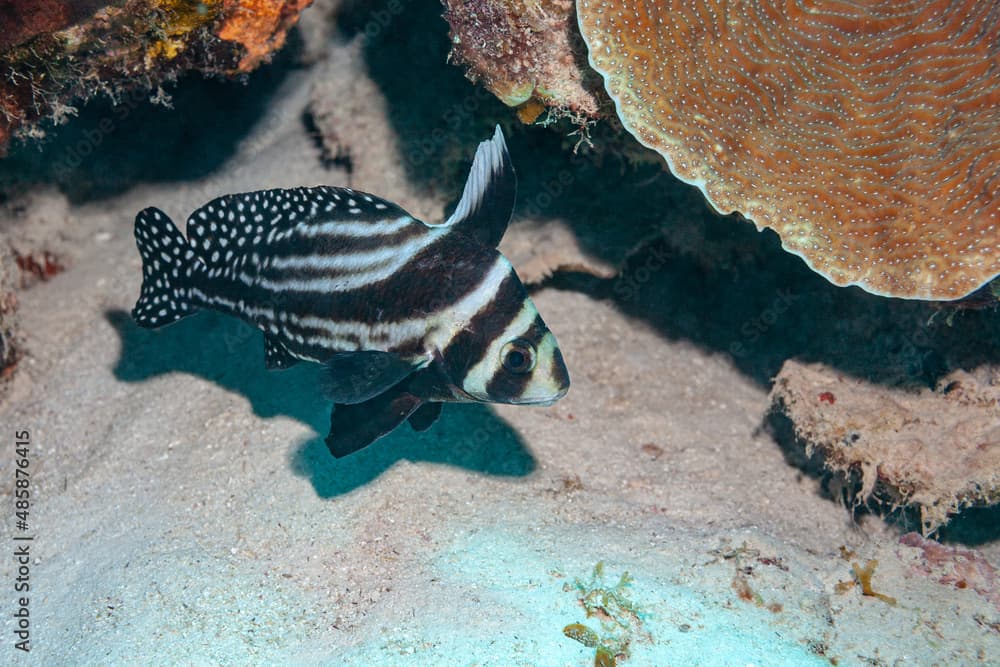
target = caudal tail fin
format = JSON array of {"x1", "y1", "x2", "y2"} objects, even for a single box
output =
[{"x1": 131, "y1": 207, "x2": 202, "y2": 329}]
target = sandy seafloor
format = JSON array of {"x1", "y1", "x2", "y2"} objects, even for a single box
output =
[{"x1": 2, "y1": 3, "x2": 1000, "y2": 665}]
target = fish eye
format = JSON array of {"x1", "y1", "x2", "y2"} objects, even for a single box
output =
[{"x1": 500, "y1": 339, "x2": 536, "y2": 374}]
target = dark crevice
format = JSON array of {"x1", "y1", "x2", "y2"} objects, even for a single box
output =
[{"x1": 0, "y1": 41, "x2": 304, "y2": 203}]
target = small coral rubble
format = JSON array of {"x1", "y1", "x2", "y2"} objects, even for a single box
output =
[
  {"x1": 900, "y1": 532, "x2": 1000, "y2": 612},
  {"x1": 770, "y1": 360, "x2": 1000, "y2": 533}
]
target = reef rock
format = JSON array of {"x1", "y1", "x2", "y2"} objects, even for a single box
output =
[
  {"x1": 0, "y1": 0, "x2": 312, "y2": 152},
  {"x1": 770, "y1": 359, "x2": 1000, "y2": 533},
  {"x1": 441, "y1": 0, "x2": 605, "y2": 125}
]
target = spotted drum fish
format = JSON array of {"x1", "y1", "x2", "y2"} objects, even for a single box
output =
[{"x1": 131, "y1": 126, "x2": 570, "y2": 457}]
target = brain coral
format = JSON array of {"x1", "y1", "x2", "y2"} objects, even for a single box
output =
[{"x1": 577, "y1": 0, "x2": 1000, "y2": 300}]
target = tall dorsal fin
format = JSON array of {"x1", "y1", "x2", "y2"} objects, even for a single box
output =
[{"x1": 442, "y1": 125, "x2": 517, "y2": 248}]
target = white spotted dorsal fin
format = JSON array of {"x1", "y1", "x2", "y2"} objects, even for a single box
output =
[
  {"x1": 442, "y1": 125, "x2": 517, "y2": 248},
  {"x1": 185, "y1": 187, "x2": 410, "y2": 272},
  {"x1": 186, "y1": 189, "x2": 294, "y2": 272}
]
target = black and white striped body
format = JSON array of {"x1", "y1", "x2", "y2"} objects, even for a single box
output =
[
  {"x1": 181, "y1": 187, "x2": 464, "y2": 368},
  {"x1": 131, "y1": 127, "x2": 570, "y2": 456}
]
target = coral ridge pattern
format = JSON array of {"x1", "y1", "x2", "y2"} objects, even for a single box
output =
[{"x1": 577, "y1": 0, "x2": 1000, "y2": 300}]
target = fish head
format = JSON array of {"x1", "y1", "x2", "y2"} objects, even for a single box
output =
[
  {"x1": 444, "y1": 270, "x2": 570, "y2": 406},
  {"x1": 484, "y1": 322, "x2": 570, "y2": 406}
]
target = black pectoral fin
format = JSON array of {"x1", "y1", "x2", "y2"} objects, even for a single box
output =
[
  {"x1": 264, "y1": 334, "x2": 300, "y2": 370},
  {"x1": 322, "y1": 351, "x2": 423, "y2": 404},
  {"x1": 407, "y1": 402, "x2": 442, "y2": 432},
  {"x1": 325, "y1": 390, "x2": 424, "y2": 458}
]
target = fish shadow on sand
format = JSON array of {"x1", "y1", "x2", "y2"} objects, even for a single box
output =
[{"x1": 106, "y1": 309, "x2": 535, "y2": 497}]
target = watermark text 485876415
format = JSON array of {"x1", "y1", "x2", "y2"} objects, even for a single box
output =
[{"x1": 12, "y1": 430, "x2": 32, "y2": 653}]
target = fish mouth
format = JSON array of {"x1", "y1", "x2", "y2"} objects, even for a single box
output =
[
  {"x1": 456, "y1": 391, "x2": 566, "y2": 406},
  {"x1": 506, "y1": 385, "x2": 569, "y2": 406},
  {"x1": 451, "y1": 382, "x2": 569, "y2": 406},
  {"x1": 508, "y1": 397, "x2": 560, "y2": 406}
]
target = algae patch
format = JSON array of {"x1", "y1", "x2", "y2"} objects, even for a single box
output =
[
  {"x1": 834, "y1": 557, "x2": 897, "y2": 607},
  {"x1": 562, "y1": 561, "x2": 649, "y2": 665}
]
